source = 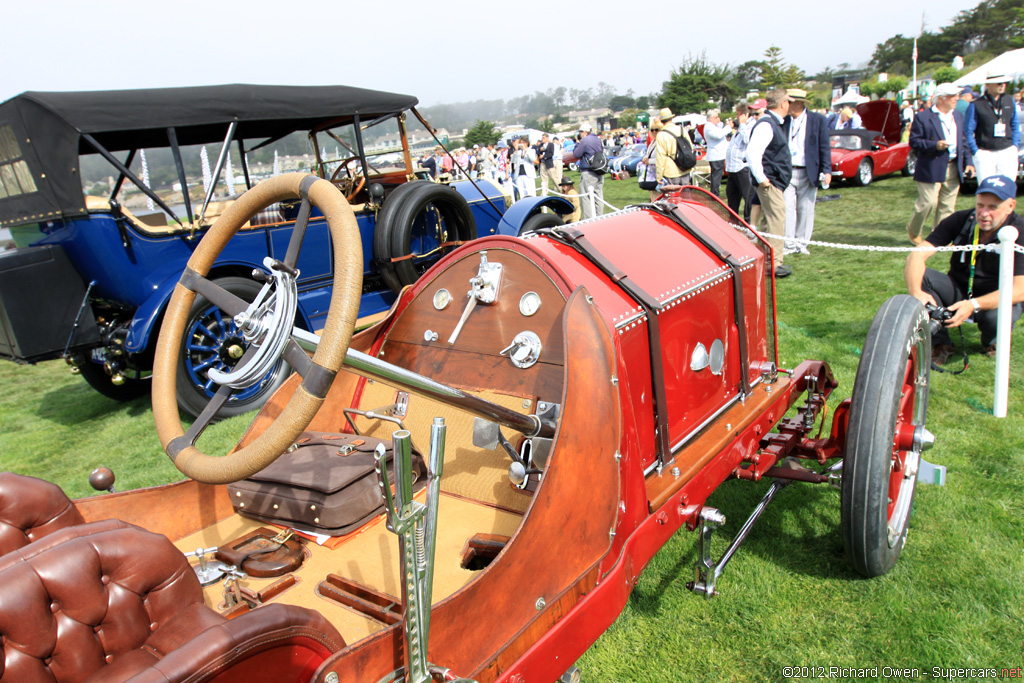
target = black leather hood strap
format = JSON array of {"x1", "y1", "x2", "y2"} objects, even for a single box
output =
[
  {"x1": 648, "y1": 202, "x2": 752, "y2": 396},
  {"x1": 551, "y1": 225, "x2": 671, "y2": 470}
]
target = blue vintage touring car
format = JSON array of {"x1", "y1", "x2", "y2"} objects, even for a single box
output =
[{"x1": 0, "y1": 85, "x2": 569, "y2": 417}]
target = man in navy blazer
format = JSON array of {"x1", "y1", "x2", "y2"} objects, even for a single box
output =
[
  {"x1": 783, "y1": 89, "x2": 832, "y2": 254},
  {"x1": 907, "y1": 82, "x2": 975, "y2": 243}
]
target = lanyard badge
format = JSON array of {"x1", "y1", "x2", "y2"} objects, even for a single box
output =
[{"x1": 967, "y1": 220, "x2": 980, "y2": 299}]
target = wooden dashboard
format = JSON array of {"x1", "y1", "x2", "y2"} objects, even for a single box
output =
[{"x1": 378, "y1": 247, "x2": 568, "y2": 403}]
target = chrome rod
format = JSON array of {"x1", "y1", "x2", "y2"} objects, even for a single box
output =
[
  {"x1": 422, "y1": 417, "x2": 445, "y2": 636},
  {"x1": 714, "y1": 479, "x2": 790, "y2": 579},
  {"x1": 345, "y1": 348, "x2": 549, "y2": 437},
  {"x1": 199, "y1": 121, "x2": 238, "y2": 223},
  {"x1": 290, "y1": 328, "x2": 551, "y2": 438}
]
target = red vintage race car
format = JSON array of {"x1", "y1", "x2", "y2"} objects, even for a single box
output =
[
  {"x1": 830, "y1": 100, "x2": 916, "y2": 186},
  {"x1": 0, "y1": 176, "x2": 937, "y2": 683}
]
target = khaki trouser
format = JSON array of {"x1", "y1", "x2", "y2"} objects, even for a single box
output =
[
  {"x1": 907, "y1": 160, "x2": 960, "y2": 241},
  {"x1": 539, "y1": 164, "x2": 561, "y2": 195},
  {"x1": 756, "y1": 182, "x2": 787, "y2": 268}
]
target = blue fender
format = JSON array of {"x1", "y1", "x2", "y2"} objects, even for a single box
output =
[
  {"x1": 125, "y1": 273, "x2": 180, "y2": 353},
  {"x1": 448, "y1": 179, "x2": 507, "y2": 236},
  {"x1": 497, "y1": 196, "x2": 573, "y2": 236}
]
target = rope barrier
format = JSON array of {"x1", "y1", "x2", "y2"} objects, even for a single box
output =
[{"x1": 747, "y1": 230, "x2": 1024, "y2": 255}]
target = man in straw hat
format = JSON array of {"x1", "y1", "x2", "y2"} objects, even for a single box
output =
[
  {"x1": 782, "y1": 88, "x2": 830, "y2": 255},
  {"x1": 654, "y1": 107, "x2": 693, "y2": 187},
  {"x1": 965, "y1": 72, "x2": 1020, "y2": 181},
  {"x1": 906, "y1": 82, "x2": 974, "y2": 244}
]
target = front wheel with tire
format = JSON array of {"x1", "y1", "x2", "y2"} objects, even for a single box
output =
[
  {"x1": 853, "y1": 158, "x2": 873, "y2": 186},
  {"x1": 841, "y1": 295, "x2": 930, "y2": 577},
  {"x1": 175, "y1": 276, "x2": 292, "y2": 420}
]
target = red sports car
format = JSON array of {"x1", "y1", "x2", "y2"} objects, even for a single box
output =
[{"x1": 830, "y1": 100, "x2": 916, "y2": 186}]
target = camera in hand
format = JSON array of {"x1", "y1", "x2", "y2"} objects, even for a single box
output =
[{"x1": 926, "y1": 302, "x2": 953, "y2": 335}]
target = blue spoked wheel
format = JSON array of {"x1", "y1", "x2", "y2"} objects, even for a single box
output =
[{"x1": 175, "y1": 276, "x2": 292, "y2": 420}]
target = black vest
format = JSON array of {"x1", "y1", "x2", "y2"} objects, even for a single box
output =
[
  {"x1": 753, "y1": 113, "x2": 792, "y2": 189},
  {"x1": 973, "y1": 93, "x2": 1015, "y2": 151}
]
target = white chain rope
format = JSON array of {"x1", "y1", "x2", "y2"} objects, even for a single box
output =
[
  {"x1": 542, "y1": 188, "x2": 627, "y2": 213},
  {"x1": 748, "y1": 230, "x2": 1024, "y2": 256}
]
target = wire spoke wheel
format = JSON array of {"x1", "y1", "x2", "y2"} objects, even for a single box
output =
[{"x1": 841, "y1": 295, "x2": 931, "y2": 577}]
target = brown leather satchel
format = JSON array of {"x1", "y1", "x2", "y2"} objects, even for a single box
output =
[{"x1": 227, "y1": 432, "x2": 426, "y2": 536}]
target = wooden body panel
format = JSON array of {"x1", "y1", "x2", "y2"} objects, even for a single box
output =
[
  {"x1": 312, "y1": 288, "x2": 621, "y2": 683},
  {"x1": 76, "y1": 479, "x2": 234, "y2": 541}
]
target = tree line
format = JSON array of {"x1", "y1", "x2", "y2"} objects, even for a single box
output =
[{"x1": 870, "y1": 0, "x2": 1024, "y2": 74}]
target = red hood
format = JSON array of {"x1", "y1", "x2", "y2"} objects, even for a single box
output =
[{"x1": 856, "y1": 100, "x2": 900, "y2": 142}]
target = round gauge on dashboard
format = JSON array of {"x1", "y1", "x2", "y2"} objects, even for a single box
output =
[
  {"x1": 519, "y1": 291, "x2": 541, "y2": 317},
  {"x1": 433, "y1": 288, "x2": 452, "y2": 310}
]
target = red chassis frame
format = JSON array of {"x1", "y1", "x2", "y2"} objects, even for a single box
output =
[{"x1": 500, "y1": 358, "x2": 847, "y2": 683}]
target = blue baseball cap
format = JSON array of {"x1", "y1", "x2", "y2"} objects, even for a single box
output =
[{"x1": 977, "y1": 175, "x2": 1016, "y2": 201}]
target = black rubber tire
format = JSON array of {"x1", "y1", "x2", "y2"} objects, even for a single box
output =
[
  {"x1": 901, "y1": 151, "x2": 917, "y2": 177},
  {"x1": 388, "y1": 183, "x2": 476, "y2": 289},
  {"x1": 841, "y1": 294, "x2": 930, "y2": 578},
  {"x1": 374, "y1": 182, "x2": 476, "y2": 293},
  {"x1": 518, "y1": 211, "x2": 564, "y2": 236},
  {"x1": 373, "y1": 181, "x2": 430, "y2": 294},
  {"x1": 852, "y1": 158, "x2": 873, "y2": 186},
  {"x1": 175, "y1": 276, "x2": 292, "y2": 420},
  {"x1": 77, "y1": 357, "x2": 150, "y2": 402}
]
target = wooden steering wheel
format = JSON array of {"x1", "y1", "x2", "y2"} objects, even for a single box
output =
[
  {"x1": 152, "y1": 173, "x2": 362, "y2": 484},
  {"x1": 329, "y1": 155, "x2": 366, "y2": 201}
]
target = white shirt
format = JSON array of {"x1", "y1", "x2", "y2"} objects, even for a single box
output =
[
  {"x1": 747, "y1": 111, "x2": 785, "y2": 185},
  {"x1": 933, "y1": 106, "x2": 957, "y2": 159},
  {"x1": 703, "y1": 121, "x2": 731, "y2": 162},
  {"x1": 788, "y1": 111, "x2": 807, "y2": 167}
]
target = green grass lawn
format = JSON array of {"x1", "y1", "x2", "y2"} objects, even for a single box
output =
[{"x1": 2, "y1": 175, "x2": 1022, "y2": 680}]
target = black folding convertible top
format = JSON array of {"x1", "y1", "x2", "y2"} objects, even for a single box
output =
[{"x1": 0, "y1": 84, "x2": 418, "y2": 226}]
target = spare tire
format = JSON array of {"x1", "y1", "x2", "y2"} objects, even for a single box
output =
[
  {"x1": 374, "y1": 182, "x2": 477, "y2": 292},
  {"x1": 373, "y1": 182, "x2": 428, "y2": 294}
]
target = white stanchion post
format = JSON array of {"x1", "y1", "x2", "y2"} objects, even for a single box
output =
[{"x1": 993, "y1": 226, "x2": 1018, "y2": 418}]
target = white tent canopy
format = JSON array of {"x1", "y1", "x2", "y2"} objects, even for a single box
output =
[
  {"x1": 833, "y1": 90, "x2": 870, "y2": 106},
  {"x1": 954, "y1": 48, "x2": 1024, "y2": 86}
]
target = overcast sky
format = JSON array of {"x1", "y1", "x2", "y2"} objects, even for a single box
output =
[{"x1": 3, "y1": 0, "x2": 978, "y2": 107}]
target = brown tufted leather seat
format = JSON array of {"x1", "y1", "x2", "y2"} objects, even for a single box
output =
[
  {"x1": 0, "y1": 472, "x2": 85, "y2": 556},
  {"x1": 0, "y1": 520, "x2": 345, "y2": 682}
]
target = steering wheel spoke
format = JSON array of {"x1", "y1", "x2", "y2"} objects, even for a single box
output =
[
  {"x1": 282, "y1": 338, "x2": 314, "y2": 377},
  {"x1": 182, "y1": 381, "x2": 237, "y2": 446},
  {"x1": 181, "y1": 269, "x2": 250, "y2": 318},
  {"x1": 283, "y1": 178, "x2": 318, "y2": 270}
]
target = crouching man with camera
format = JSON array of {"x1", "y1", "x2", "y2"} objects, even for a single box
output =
[{"x1": 905, "y1": 174, "x2": 1024, "y2": 365}]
